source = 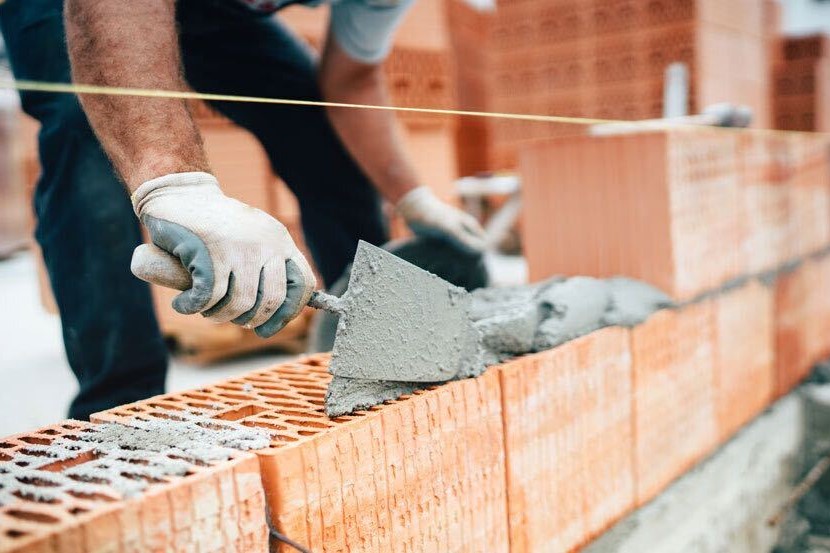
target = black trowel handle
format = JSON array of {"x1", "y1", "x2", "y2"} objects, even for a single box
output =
[{"x1": 132, "y1": 244, "x2": 343, "y2": 314}]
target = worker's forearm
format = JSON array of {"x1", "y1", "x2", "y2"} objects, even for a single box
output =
[
  {"x1": 320, "y1": 56, "x2": 418, "y2": 204},
  {"x1": 65, "y1": 0, "x2": 209, "y2": 191}
]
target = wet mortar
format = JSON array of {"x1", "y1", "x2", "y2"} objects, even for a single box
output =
[{"x1": 320, "y1": 241, "x2": 673, "y2": 416}]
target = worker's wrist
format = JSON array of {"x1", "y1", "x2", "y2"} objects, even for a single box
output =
[{"x1": 131, "y1": 171, "x2": 221, "y2": 216}]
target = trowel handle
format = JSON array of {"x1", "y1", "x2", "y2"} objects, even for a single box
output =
[{"x1": 132, "y1": 244, "x2": 343, "y2": 313}]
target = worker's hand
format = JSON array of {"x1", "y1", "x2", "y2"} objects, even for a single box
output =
[
  {"x1": 396, "y1": 186, "x2": 486, "y2": 252},
  {"x1": 130, "y1": 172, "x2": 316, "y2": 337}
]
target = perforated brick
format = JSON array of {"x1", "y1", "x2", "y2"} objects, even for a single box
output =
[
  {"x1": 521, "y1": 129, "x2": 744, "y2": 301},
  {"x1": 94, "y1": 354, "x2": 510, "y2": 553},
  {"x1": 713, "y1": 280, "x2": 775, "y2": 441},
  {"x1": 498, "y1": 327, "x2": 635, "y2": 553},
  {"x1": 738, "y1": 134, "x2": 792, "y2": 273},
  {"x1": 631, "y1": 302, "x2": 718, "y2": 505},
  {"x1": 774, "y1": 258, "x2": 830, "y2": 397},
  {"x1": 0, "y1": 421, "x2": 267, "y2": 553}
]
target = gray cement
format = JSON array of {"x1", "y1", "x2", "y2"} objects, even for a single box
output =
[
  {"x1": 324, "y1": 269, "x2": 673, "y2": 416},
  {"x1": 585, "y1": 395, "x2": 805, "y2": 553},
  {"x1": 0, "y1": 412, "x2": 269, "y2": 505},
  {"x1": 324, "y1": 377, "x2": 426, "y2": 417},
  {"x1": 775, "y1": 380, "x2": 830, "y2": 552},
  {"x1": 328, "y1": 241, "x2": 482, "y2": 383}
]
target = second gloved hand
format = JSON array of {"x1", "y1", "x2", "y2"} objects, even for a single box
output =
[
  {"x1": 130, "y1": 172, "x2": 316, "y2": 337},
  {"x1": 396, "y1": 186, "x2": 486, "y2": 252}
]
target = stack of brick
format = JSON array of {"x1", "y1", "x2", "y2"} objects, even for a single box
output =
[
  {"x1": 772, "y1": 34, "x2": 830, "y2": 132},
  {"x1": 449, "y1": 0, "x2": 774, "y2": 172},
  {"x1": 447, "y1": 0, "x2": 496, "y2": 176}
]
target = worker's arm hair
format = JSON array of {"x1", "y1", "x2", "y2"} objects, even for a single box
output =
[
  {"x1": 318, "y1": 34, "x2": 419, "y2": 204},
  {"x1": 65, "y1": 0, "x2": 210, "y2": 191}
]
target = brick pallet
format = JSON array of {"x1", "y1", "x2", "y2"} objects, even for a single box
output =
[
  {"x1": 772, "y1": 34, "x2": 830, "y2": 132},
  {"x1": 450, "y1": 0, "x2": 775, "y2": 172}
]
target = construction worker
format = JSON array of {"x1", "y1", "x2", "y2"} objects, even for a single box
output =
[{"x1": 0, "y1": 0, "x2": 485, "y2": 420}]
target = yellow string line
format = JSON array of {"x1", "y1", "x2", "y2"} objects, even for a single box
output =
[
  {"x1": 3, "y1": 79, "x2": 620, "y2": 125},
  {"x1": 2, "y1": 78, "x2": 828, "y2": 138}
]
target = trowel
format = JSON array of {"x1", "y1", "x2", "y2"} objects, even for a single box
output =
[{"x1": 131, "y1": 240, "x2": 482, "y2": 384}]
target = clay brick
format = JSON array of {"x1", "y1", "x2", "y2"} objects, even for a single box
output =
[
  {"x1": 520, "y1": 129, "x2": 744, "y2": 301},
  {"x1": 0, "y1": 422, "x2": 267, "y2": 553},
  {"x1": 94, "y1": 354, "x2": 510, "y2": 553},
  {"x1": 453, "y1": 0, "x2": 774, "y2": 170},
  {"x1": 737, "y1": 134, "x2": 792, "y2": 272},
  {"x1": 774, "y1": 257, "x2": 830, "y2": 396},
  {"x1": 782, "y1": 34, "x2": 830, "y2": 62},
  {"x1": 713, "y1": 280, "x2": 775, "y2": 441},
  {"x1": 787, "y1": 134, "x2": 830, "y2": 258},
  {"x1": 631, "y1": 302, "x2": 718, "y2": 505},
  {"x1": 498, "y1": 327, "x2": 635, "y2": 552}
]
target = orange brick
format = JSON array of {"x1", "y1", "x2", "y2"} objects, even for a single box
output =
[
  {"x1": 0, "y1": 422, "x2": 266, "y2": 553},
  {"x1": 498, "y1": 327, "x2": 635, "y2": 552},
  {"x1": 775, "y1": 262, "x2": 817, "y2": 396},
  {"x1": 631, "y1": 302, "x2": 718, "y2": 505},
  {"x1": 93, "y1": 354, "x2": 510, "y2": 553},
  {"x1": 713, "y1": 280, "x2": 775, "y2": 441},
  {"x1": 774, "y1": 257, "x2": 830, "y2": 396},
  {"x1": 788, "y1": 135, "x2": 830, "y2": 257},
  {"x1": 811, "y1": 254, "x2": 830, "y2": 361},
  {"x1": 737, "y1": 134, "x2": 792, "y2": 272},
  {"x1": 521, "y1": 130, "x2": 744, "y2": 301}
]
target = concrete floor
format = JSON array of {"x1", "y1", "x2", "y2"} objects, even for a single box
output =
[{"x1": 0, "y1": 252, "x2": 296, "y2": 437}]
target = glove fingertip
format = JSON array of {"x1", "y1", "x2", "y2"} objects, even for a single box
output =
[
  {"x1": 172, "y1": 289, "x2": 211, "y2": 315},
  {"x1": 254, "y1": 322, "x2": 283, "y2": 338}
]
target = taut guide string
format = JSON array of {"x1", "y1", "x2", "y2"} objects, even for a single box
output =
[{"x1": 2, "y1": 78, "x2": 828, "y2": 139}]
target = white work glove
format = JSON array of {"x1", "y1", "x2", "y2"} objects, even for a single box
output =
[
  {"x1": 130, "y1": 172, "x2": 316, "y2": 337},
  {"x1": 396, "y1": 186, "x2": 486, "y2": 252}
]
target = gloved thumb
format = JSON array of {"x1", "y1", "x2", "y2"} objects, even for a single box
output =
[{"x1": 131, "y1": 243, "x2": 192, "y2": 291}]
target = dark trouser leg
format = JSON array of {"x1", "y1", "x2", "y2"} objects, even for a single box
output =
[
  {"x1": 0, "y1": 0, "x2": 167, "y2": 419},
  {"x1": 177, "y1": 2, "x2": 388, "y2": 287}
]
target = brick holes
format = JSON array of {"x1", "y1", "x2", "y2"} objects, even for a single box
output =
[
  {"x1": 5, "y1": 509, "x2": 60, "y2": 524},
  {"x1": 215, "y1": 404, "x2": 269, "y2": 421}
]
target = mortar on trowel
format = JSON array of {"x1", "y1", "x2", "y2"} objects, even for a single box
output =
[{"x1": 131, "y1": 240, "x2": 518, "y2": 416}]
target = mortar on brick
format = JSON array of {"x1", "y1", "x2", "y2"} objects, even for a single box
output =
[
  {"x1": 325, "y1": 271, "x2": 673, "y2": 416},
  {"x1": 0, "y1": 412, "x2": 268, "y2": 506}
]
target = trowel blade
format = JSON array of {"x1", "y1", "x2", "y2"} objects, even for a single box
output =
[{"x1": 328, "y1": 240, "x2": 480, "y2": 383}]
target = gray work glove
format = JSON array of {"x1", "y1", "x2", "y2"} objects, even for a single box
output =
[
  {"x1": 130, "y1": 172, "x2": 316, "y2": 337},
  {"x1": 396, "y1": 186, "x2": 487, "y2": 252}
]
